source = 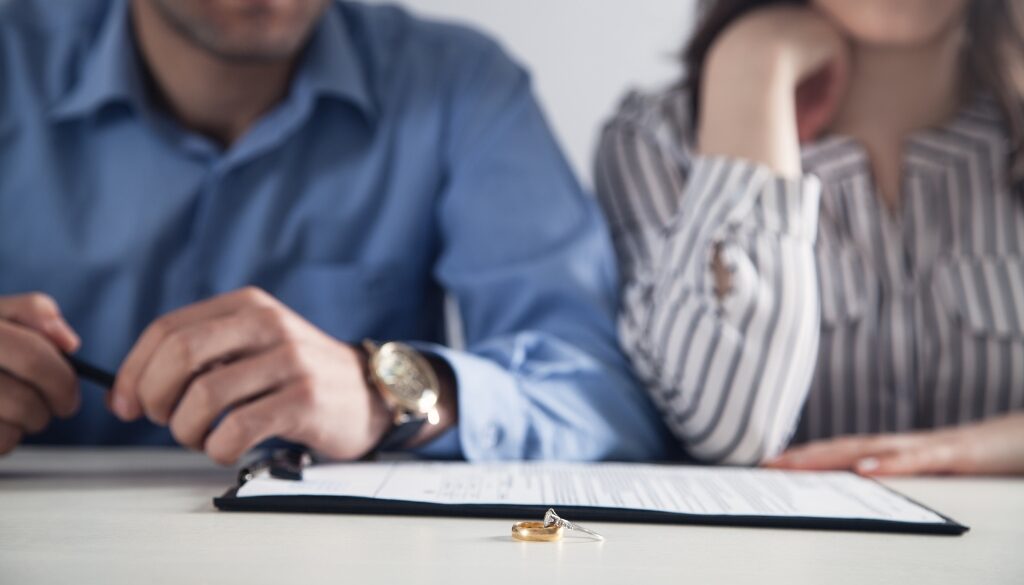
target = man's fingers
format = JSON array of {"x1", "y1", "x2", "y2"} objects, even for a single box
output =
[
  {"x1": 0, "y1": 320, "x2": 79, "y2": 417},
  {"x1": 0, "y1": 293, "x2": 80, "y2": 353},
  {"x1": 0, "y1": 371, "x2": 51, "y2": 434},
  {"x1": 0, "y1": 420, "x2": 23, "y2": 455},
  {"x1": 112, "y1": 287, "x2": 279, "y2": 421},
  {"x1": 133, "y1": 304, "x2": 296, "y2": 425},
  {"x1": 169, "y1": 345, "x2": 304, "y2": 450},
  {"x1": 204, "y1": 386, "x2": 305, "y2": 466}
]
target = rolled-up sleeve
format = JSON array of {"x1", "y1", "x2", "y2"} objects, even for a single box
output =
[{"x1": 415, "y1": 39, "x2": 671, "y2": 462}]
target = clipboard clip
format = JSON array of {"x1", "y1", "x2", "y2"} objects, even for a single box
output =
[{"x1": 238, "y1": 448, "x2": 313, "y2": 485}]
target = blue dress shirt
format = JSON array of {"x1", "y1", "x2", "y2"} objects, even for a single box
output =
[{"x1": 0, "y1": 0, "x2": 670, "y2": 460}]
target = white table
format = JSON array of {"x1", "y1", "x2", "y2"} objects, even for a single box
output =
[{"x1": 1, "y1": 448, "x2": 1022, "y2": 585}]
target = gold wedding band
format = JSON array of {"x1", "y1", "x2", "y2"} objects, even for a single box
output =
[{"x1": 512, "y1": 521, "x2": 564, "y2": 542}]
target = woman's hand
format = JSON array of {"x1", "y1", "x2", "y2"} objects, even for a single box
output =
[
  {"x1": 698, "y1": 5, "x2": 850, "y2": 177},
  {"x1": 765, "y1": 413, "x2": 1024, "y2": 476}
]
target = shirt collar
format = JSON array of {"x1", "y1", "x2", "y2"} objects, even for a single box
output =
[
  {"x1": 49, "y1": 0, "x2": 142, "y2": 120},
  {"x1": 50, "y1": 1, "x2": 377, "y2": 122},
  {"x1": 296, "y1": 6, "x2": 377, "y2": 121},
  {"x1": 802, "y1": 93, "x2": 1009, "y2": 180}
]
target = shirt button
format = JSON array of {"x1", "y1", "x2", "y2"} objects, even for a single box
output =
[{"x1": 479, "y1": 424, "x2": 504, "y2": 449}]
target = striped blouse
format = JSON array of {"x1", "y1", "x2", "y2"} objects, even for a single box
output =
[{"x1": 595, "y1": 88, "x2": 1024, "y2": 465}]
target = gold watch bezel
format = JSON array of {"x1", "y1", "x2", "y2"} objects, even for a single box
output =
[{"x1": 363, "y1": 340, "x2": 441, "y2": 425}]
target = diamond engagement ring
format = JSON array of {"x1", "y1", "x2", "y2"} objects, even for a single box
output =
[{"x1": 543, "y1": 508, "x2": 605, "y2": 541}]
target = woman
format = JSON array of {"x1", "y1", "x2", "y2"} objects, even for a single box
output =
[{"x1": 596, "y1": 0, "x2": 1024, "y2": 474}]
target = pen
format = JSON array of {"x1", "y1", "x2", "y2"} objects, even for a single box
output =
[
  {"x1": 65, "y1": 354, "x2": 116, "y2": 389},
  {"x1": 238, "y1": 448, "x2": 312, "y2": 484}
]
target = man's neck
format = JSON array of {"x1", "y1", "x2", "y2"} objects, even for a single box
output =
[
  {"x1": 131, "y1": 0, "x2": 296, "y2": 147},
  {"x1": 831, "y1": 27, "x2": 965, "y2": 140}
]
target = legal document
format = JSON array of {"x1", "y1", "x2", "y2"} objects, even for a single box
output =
[{"x1": 236, "y1": 462, "x2": 946, "y2": 524}]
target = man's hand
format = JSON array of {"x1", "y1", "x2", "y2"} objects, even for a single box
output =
[
  {"x1": 0, "y1": 293, "x2": 81, "y2": 454},
  {"x1": 765, "y1": 414, "x2": 1024, "y2": 476},
  {"x1": 110, "y1": 287, "x2": 392, "y2": 465}
]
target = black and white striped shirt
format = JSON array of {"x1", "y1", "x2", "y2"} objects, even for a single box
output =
[{"x1": 595, "y1": 88, "x2": 1024, "y2": 465}]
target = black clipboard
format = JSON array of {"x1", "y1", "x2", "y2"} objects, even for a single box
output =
[{"x1": 213, "y1": 453, "x2": 969, "y2": 536}]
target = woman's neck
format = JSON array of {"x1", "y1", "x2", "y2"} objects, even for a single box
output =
[
  {"x1": 829, "y1": 27, "x2": 966, "y2": 208},
  {"x1": 832, "y1": 30, "x2": 965, "y2": 137}
]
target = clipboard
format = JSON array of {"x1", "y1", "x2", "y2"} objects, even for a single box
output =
[{"x1": 213, "y1": 451, "x2": 968, "y2": 536}]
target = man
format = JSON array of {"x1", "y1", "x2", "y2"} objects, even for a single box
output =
[{"x1": 0, "y1": 0, "x2": 670, "y2": 464}]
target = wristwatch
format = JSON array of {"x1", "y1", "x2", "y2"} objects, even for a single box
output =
[{"x1": 363, "y1": 339, "x2": 442, "y2": 451}]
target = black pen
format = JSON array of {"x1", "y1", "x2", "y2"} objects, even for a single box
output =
[{"x1": 65, "y1": 354, "x2": 116, "y2": 389}]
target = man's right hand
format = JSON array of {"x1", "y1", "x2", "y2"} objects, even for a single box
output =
[{"x1": 0, "y1": 293, "x2": 81, "y2": 454}]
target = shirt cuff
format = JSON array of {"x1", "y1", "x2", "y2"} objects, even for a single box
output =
[
  {"x1": 407, "y1": 342, "x2": 528, "y2": 461},
  {"x1": 683, "y1": 155, "x2": 822, "y2": 240}
]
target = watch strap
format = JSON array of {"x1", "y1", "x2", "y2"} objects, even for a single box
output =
[{"x1": 374, "y1": 417, "x2": 427, "y2": 453}]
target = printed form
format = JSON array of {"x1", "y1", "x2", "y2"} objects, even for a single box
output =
[{"x1": 236, "y1": 462, "x2": 946, "y2": 524}]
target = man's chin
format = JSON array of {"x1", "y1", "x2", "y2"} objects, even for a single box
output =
[
  {"x1": 148, "y1": 0, "x2": 318, "y2": 64},
  {"x1": 198, "y1": 42, "x2": 301, "y2": 64},
  {"x1": 175, "y1": 27, "x2": 309, "y2": 63}
]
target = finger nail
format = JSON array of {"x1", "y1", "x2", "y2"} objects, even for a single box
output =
[
  {"x1": 856, "y1": 457, "x2": 879, "y2": 472},
  {"x1": 111, "y1": 394, "x2": 131, "y2": 420},
  {"x1": 42, "y1": 319, "x2": 63, "y2": 338},
  {"x1": 68, "y1": 391, "x2": 81, "y2": 417},
  {"x1": 43, "y1": 319, "x2": 79, "y2": 350}
]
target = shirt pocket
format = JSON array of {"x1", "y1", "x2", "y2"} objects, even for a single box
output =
[
  {"x1": 933, "y1": 255, "x2": 1024, "y2": 341},
  {"x1": 269, "y1": 263, "x2": 414, "y2": 342},
  {"x1": 815, "y1": 243, "x2": 871, "y2": 327}
]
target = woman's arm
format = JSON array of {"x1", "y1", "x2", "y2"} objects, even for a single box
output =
[
  {"x1": 595, "y1": 7, "x2": 849, "y2": 465},
  {"x1": 597, "y1": 126, "x2": 822, "y2": 465},
  {"x1": 699, "y1": 6, "x2": 848, "y2": 176}
]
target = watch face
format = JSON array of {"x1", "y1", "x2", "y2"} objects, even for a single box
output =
[{"x1": 374, "y1": 343, "x2": 439, "y2": 410}]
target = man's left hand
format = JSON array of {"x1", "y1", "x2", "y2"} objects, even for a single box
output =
[
  {"x1": 110, "y1": 287, "x2": 391, "y2": 465},
  {"x1": 764, "y1": 413, "x2": 1024, "y2": 476}
]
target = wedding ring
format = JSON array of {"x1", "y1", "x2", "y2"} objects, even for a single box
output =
[
  {"x1": 512, "y1": 521, "x2": 564, "y2": 542},
  {"x1": 544, "y1": 509, "x2": 605, "y2": 541}
]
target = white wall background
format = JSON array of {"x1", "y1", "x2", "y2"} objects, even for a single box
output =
[{"x1": 365, "y1": 0, "x2": 698, "y2": 186}]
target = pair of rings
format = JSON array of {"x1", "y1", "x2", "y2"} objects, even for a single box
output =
[{"x1": 511, "y1": 508, "x2": 604, "y2": 542}]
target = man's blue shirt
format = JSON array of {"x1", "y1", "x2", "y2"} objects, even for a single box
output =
[{"x1": 0, "y1": 0, "x2": 670, "y2": 460}]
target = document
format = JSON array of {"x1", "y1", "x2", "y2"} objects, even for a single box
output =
[{"x1": 235, "y1": 462, "x2": 946, "y2": 525}]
